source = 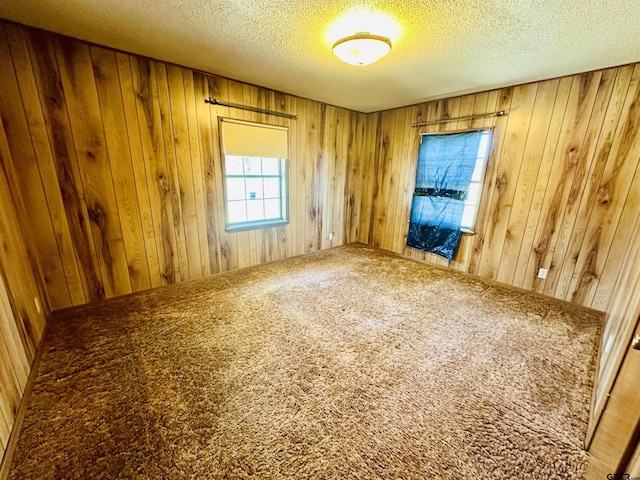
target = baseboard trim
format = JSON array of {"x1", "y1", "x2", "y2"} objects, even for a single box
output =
[{"x1": 0, "y1": 319, "x2": 49, "y2": 480}]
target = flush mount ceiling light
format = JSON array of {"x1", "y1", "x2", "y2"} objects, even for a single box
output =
[{"x1": 332, "y1": 33, "x2": 392, "y2": 66}]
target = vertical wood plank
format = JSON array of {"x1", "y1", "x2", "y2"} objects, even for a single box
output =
[
  {"x1": 155, "y1": 62, "x2": 188, "y2": 282},
  {"x1": 284, "y1": 93, "x2": 297, "y2": 258},
  {"x1": 165, "y1": 65, "x2": 203, "y2": 279},
  {"x1": 274, "y1": 90, "x2": 291, "y2": 260},
  {"x1": 322, "y1": 105, "x2": 335, "y2": 248},
  {"x1": 511, "y1": 78, "x2": 567, "y2": 287},
  {"x1": 497, "y1": 80, "x2": 557, "y2": 285},
  {"x1": 346, "y1": 111, "x2": 366, "y2": 243},
  {"x1": 115, "y1": 52, "x2": 162, "y2": 288},
  {"x1": 304, "y1": 100, "x2": 319, "y2": 252},
  {"x1": 556, "y1": 66, "x2": 632, "y2": 302},
  {"x1": 193, "y1": 72, "x2": 222, "y2": 274},
  {"x1": 0, "y1": 287, "x2": 24, "y2": 452},
  {"x1": 183, "y1": 68, "x2": 210, "y2": 277},
  {"x1": 0, "y1": 113, "x2": 49, "y2": 458},
  {"x1": 295, "y1": 98, "x2": 308, "y2": 254},
  {"x1": 130, "y1": 56, "x2": 178, "y2": 285},
  {"x1": 206, "y1": 75, "x2": 238, "y2": 272},
  {"x1": 479, "y1": 83, "x2": 538, "y2": 279},
  {"x1": 468, "y1": 88, "x2": 512, "y2": 275},
  {"x1": 26, "y1": 29, "x2": 105, "y2": 302},
  {"x1": 401, "y1": 103, "x2": 427, "y2": 258},
  {"x1": 55, "y1": 37, "x2": 132, "y2": 298},
  {"x1": 0, "y1": 118, "x2": 46, "y2": 363},
  {"x1": 232, "y1": 81, "x2": 253, "y2": 268},
  {"x1": 574, "y1": 65, "x2": 640, "y2": 309},
  {"x1": 331, "y1": 106, "x2": 347, "y2": 247},
  {"x1": 546, "y1": 69, "x2": 617, "y2": 299},
  {"x1": 518, "y1": 77, "x2": 573, "y2": 289},
  {"x1": 0, "y1": 25, "x2": 78, "y2": 308},
  {"x1": 386, "y1": 107, "x2": 408, "y2": 254},
  {"x1": 90, "y1": 45, "x2": 152, "y2": 292},
  {"x1": 373, "y1": 109, "x2": 397, "y2": 249},
  {"x1": 532, "y1": 72, "x2": 601, "y2": 297}
]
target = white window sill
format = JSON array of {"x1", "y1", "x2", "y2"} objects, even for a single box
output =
[{"x1": 226, "y1": 220, "x2": 289, "y2": 233}]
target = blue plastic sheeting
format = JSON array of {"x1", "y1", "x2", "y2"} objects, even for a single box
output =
[{"x1": 407, "y1": 131, "x2": 483, "y2": 261}]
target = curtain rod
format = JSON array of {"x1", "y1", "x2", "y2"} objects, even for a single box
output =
[
  {"x1": 205, "y1": 97, "x2": 298, "y2": 120},
  {"x1": 411, "y1": 110, "x2": 507, "y2": 128}
]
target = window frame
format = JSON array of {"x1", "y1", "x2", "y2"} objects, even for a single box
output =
[
  {"x1": 219, "y1": 118, "x2": 290, "y2": 232},
  {"x1": 417, "y1": 127, "x2": 493, "y2": 235}
]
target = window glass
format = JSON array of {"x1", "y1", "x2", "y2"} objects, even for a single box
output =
[
  {"x1": 223, "y1": 156, "x2": 287, "y2": 230},
  {"x1": 262, "y1": 158, "x2": 280, "y2": 175},
  {"x1": 220, "y1": 119, "x2": 289, "y2": 231},
  {"x1": 245, "y1": 177, "x2": 264, "y2": 200},
  {"x1": 264, "y1": 199, "x2": 281, "y2": 219},
  {"x1": 263, "y1": 178, "x2": 280, "y2": 198},
  {"x1": 246, "y1": 199, "x2": 264, "y2": 221},
  {"x1": 226, "y1": 178, "x2": 246, "y2": 201},
  {"x1": 460, "y1": 131, "x2": 492, "y2": 231},
  {"x1": 228, "y1": 200, "x2": 247, "y2": 224},
  {"x1": 243, "y1": 157, "x2": 262, "y2": 176},
  {"x1": 225, "y1": 156, "x2": 244, "y2": 176},
  {"x1": 467, "y1": 183, "x2": 481, "y2": 205}
]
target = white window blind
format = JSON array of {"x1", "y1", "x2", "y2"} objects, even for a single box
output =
[{"x1": 220, "y1": 118, "x2": 288, "y2": 159}]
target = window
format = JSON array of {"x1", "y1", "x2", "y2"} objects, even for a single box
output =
[
  {"x1": 407, "y1": 129, "x2": 492, "y2": 261},
  {"x1": 219, "y1": 119, "x2": 289, "y2": 231},
  {"x1": 459, "y1": 130, "x2": 492, "y2": 232}
]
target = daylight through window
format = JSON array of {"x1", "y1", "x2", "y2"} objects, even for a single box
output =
[
  {"x1": 219, "y1": 119, "x2": 289, "y2": 231},
  {"x1": 460, "y1": 130, "x2": 492, "y2": 232}
]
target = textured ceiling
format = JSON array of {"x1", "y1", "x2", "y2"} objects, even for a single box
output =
[{"x1": 2, "y1": 0, "x2": 640, "y2": 112}]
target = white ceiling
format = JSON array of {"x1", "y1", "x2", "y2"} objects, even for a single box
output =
[{"x1": 2, "y1": 0, "x2": 640, "y2": 113}]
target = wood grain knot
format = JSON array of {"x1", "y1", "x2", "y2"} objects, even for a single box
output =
[
  {"x1": 87, "y1": 204, "x2": 106, "y2": 229},
  {"x1": 581, "y1": 270, "x2": 598, "y2": 285},
  {"x1": 92, "y1": 64, "x2": 104, "y2": 80},
  {"x1": 597, "y1": 184, "x2": 610, "y2": 204},
  {"x1": 534, "y1": 239, "x2": 548, "y2": 255},
  {"x1": 162, "y1": 265, "x2": 174, "y2": 282}
]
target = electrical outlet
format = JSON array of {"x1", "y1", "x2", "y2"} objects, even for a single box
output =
[
  {"x1": 329, "y1": 232, "x2": 334, "y2": 240},
  {"x1": 537, "y1": 268, "x2": 548, "y2": 279}
]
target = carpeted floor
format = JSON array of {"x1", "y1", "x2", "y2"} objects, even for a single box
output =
[{"x1": 7, "y1": 244, "x2": 602, "y2": 479}]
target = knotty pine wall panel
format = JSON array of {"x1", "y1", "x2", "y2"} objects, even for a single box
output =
[
  {"x1": 0, "y1": 115, "x2": 48, "y2": 464},
  {"x1": 588, "y1": 203, "x2": 640, "y2": 445},
  {"x1": 358, "y1": 66, "x2": 640, "y2": 313},
  {"x1": 1, "y1": 18, "x2": 640, "y2": 464},
  {"x1": 0, "y1": 22, "x2": 368, "y2": 310}
]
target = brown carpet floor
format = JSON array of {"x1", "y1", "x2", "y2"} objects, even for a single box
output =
[{"x1": 7, "y1": 244, "x2": 601, "y2": 479}]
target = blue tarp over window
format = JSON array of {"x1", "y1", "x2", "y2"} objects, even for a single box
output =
[{"x1": 407, "y1": 131, "x2": 483, "y2": 261}]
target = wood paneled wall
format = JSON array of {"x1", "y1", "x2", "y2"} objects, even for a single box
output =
[
  {"x1": 358, "y1": 65, "x2": 640, "y2": 314},
  {"x1": 0, "y1": 116, "x2": 48, "y2": 464},
  {"x1": 588, "y1": 203, "x2": 640, "y2": 445},
  {"x1": 7, "y1": 20, "x2": 637, "y2": 317},
  {"x1": 0, "y1": 22, "x2": 368, "y2": 311},
  {"x1": 2, "y1": 20, "x2": 640, "y2": 469}
]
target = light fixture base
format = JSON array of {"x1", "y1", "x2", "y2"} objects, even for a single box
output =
[{"x1": 332, "y1": 33, "x2": 392, "y2": 66}]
